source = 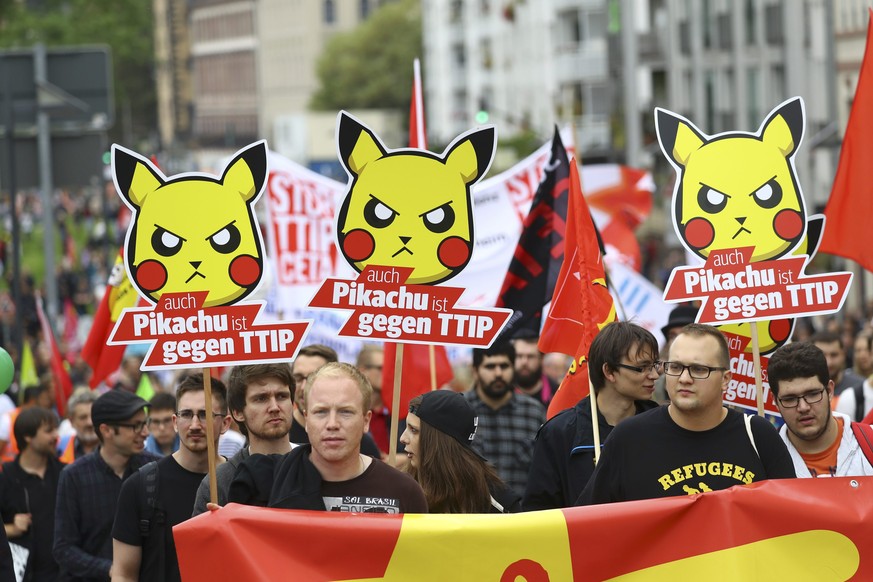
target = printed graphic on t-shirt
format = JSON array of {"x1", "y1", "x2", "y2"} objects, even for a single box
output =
[
  {"x1": 657, "y1": 461, "x2": 755, "y2": 494},
  {"x1": 322, "y1": 495, "x2": 401, "y2": 513}
]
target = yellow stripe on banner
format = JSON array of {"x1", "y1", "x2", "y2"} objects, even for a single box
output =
[
  {"x1": 350, "y1": 510, "x2": 572, "y2": 581},
  {"x1": 608, "y1": 530, "x2": 858, "y2": 581}
]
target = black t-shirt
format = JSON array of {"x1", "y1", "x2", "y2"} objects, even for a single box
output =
[
  {"x1": 112, "y1": 455, "x2": 206, "y2": 582},
  {"x1": 578, "y1": 406, "x2": 795, "y2": 504},
  {"x1": 0, "y1": 458, "x2": 64, "y2": 582},
  {"x1": 321, "y1": 459, "x2": 428, "y2": 514}
]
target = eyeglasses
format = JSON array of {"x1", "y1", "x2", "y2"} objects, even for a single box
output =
[
  {"x1": 112, "y1": 421, "x2": 148, "y2": 433},
  {"x1": 147, "y1": 417, "x2": 173, "y2": 428},
  {"x1": 777, "y1": 388, "x2": 826, "y2": 408},
  {"x1": 176, "y1": 409, "x2": 225, "y2": 423},
  {"x1": 613, "y1": 361, "x2": 661, "y2": 374},
  {"x1": 662, "y1": 361, "x2": 726, "y2": 379}
]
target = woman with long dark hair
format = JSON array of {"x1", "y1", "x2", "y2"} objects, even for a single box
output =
[{"x1": 400, "y1": 390, "x2": 520, "y2": 513}]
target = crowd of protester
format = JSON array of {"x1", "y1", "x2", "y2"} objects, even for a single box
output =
[{"x1": 0, "y1": 317, "x2": 867, "y2": 579}]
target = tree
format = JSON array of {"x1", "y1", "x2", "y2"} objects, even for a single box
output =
[
  {"x1": 310, "y1": 0, "x2": 422, "y2": 111},
  {"x1": 0, "y1": 0, "x2": 156, "y2": 146}
]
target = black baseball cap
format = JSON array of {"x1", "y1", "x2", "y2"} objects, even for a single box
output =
[
  {"x1": 410, "y1": 390, "x2": 478, "y2": 448},
  {"x1": 91, "y1": 390, "x2": 149, "y2": 428},
  {"x1": 661, "y1": 305, "x2": 699, "y2": 338}
]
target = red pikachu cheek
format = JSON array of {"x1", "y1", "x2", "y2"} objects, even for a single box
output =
[
  {"x1": 769, "y1": 319, "x2": 792, "y2": 344},
  {"x1": 773, "y1": 209, "x2": 803, "y2": 241},
  {"x1": 343, "y1": 229, "x2": 375, "y2": 263},
  {"x1": 230, "y1": 255, "x2": 261, "y2": 287},
  {"x1": 683, "y1": 218, "x2": 715, "y2": 251},
  {"x1": 135, "y1": 260, "x2": 167, "y2": 293},
  {"x1": 438, "y1": 236, "x2": 470, "y2": 269}
]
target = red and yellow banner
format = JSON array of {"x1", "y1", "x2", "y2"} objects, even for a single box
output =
[{"x1": 175, "y1": 477, "x2": 872, "y2": 580}]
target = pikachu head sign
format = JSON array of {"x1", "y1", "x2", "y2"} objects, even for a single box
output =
[
  {"x1": 657, "y1": 98, "x2": 807, "y2": 263},
  {"x1": 112, "y1": 142, "x2": 268, "y2": 307},
  {"x1": 334, "y1": 112, "x2": 496, "y2": 285},
  {"x1": 658, "y1": 97, "x2": 852, "y2": 358}
]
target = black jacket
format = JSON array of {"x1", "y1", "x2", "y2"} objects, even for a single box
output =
[{"x1": 523, "y1": 397, "x2": 659, "y2": 511}]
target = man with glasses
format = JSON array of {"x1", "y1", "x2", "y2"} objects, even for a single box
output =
[
  {"x1": 144, "y1": 393, "x2": 179, "y2": 456},
  {"x1": 112, "y1": 374, "x2": 230, "y2": 582},
  {"x1": 464, "y1": 342, "x2": 545, "y2": 495},
  {"x1": 769, "y1": 342, "x2": 873, "y2": 477},
  {"x1": 577, "y1": 323, "x2": 794, "y2": 505},
  {"x1": 524, "y1": 322, "x2": 660, "y2": 510},
  {"x1": 54, "y1": 390, "x2": 160, "y2": 581}
]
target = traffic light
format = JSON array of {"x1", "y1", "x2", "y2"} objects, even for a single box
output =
[
  {"x1": 102, "y1": 151, "x2": 111, "y2": 165},
  {"x1": 475, "y1": 110, "x2": 490, "y2": 124}
]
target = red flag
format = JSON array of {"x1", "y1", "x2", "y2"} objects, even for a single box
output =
[
  {"x1": 36, "y1": 294, "x2": 73, "y2": 417},
  {"x1": 539, "y1": 161, "x2": 616, "y2": 418},
  {"x1": 819, "y1": 8, "x2": 873, "y2": 270},
  {"x1": 82, "y1": 249, "x2": 144, "y2": 388},
  {"x1": 382, "y1": 343, "x2": 454, "y2": 419}
]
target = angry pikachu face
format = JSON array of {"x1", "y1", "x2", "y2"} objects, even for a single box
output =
[
  {"x1": 657, "y1": 98, "x2": 807, "y2": 262},
  {"x1": 336, "y1": 112, "x2": 496, "y2": 285},
  {"x1": 113, "y1": 141, "x2": 268, "y2": 307}
]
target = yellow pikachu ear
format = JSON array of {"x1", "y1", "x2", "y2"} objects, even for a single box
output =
[
  {"x1": 759, "y1": 98, "x2": 804, "y2": 157},
  {"x1": 761, "y1": 114, "x2": 795, "y2": 156},
  {"x1": 221, "y1": 141, "x2": 267, "y2": 202},
  {"x1": 224, "y1": 159, "x2": 257, "y2": 201},
  {"x1": 672, "y1": 123, "x2": 705, "y2": 166},
  {"x1": 128, "y1": 162, "x2": 162, "y2": 207},
  {"x1": 444, "y1": 127, "x2": 495, "y2": 184},
  {"x1": 348, "y1": 130, "x2": 383, "y2": 174},
  {"x1": 445, "y1": 140, "x2": 479, "y2": 183}
]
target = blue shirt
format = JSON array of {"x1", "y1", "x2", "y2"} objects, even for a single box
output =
[
  {"x1": 53, "y1": 448, "x2": 160, "y2": 581},
  {"x1": 144, "y1": 434, "x2": 180, "y2": 456}
]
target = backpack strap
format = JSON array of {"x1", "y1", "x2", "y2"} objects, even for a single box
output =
[
  {"x1": 851, "y1": 422, "x2": 873, "y2": 466},
  {"x1": 854, "y1": 384, "x2": 865, "y2": 423},
  {"x1": 744, "y1": 414, "x2": 759, "y2": 458},
  {"x1": 138, "y1": 461, "x2": 161, "y2": 535},
  {"x1": 136, "y1": 460, "x2": 167, "y2": 578}
]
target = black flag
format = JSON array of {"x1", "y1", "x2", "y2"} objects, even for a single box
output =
[{"x1": 496, "y1": 128, "x2": 570, "y2": 340}]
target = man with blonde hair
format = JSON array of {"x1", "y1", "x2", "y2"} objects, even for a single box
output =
[{"x1": 231, "y1": 363, "x2": 427, "y2": 513}]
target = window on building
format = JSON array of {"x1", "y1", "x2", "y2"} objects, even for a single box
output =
[
  {"x1": 745, "y1": 0, "x2": 756, "y2": 44},
  {"x1": 702, "y1": 0, "x2": 712, "y2": 49},
  {"x1": 586, "y1": 10, "x2": 607, "y2": 40},
  {"x1": 481, "y1": 39, "x2": 493, "y2": 69},
  {"x1": 360, "y1": 0, "x2": 370, "y2": 19},
  {"x1": 558, "y1": 9, "x2": 582, "y2": 46},
  {"x1": 679, "y1": 20, "x2": 691, "y2": 54},
  {"x1": 747, "y1": 67, "x2": 760, "y2": 129},
  {"x1": 324, "y1": 0, "x2": 336, "y2": 24},
  {"x1": 450, "y1": 0, "x2": 463, "y2": 24},
  {"x1": 705, "y1": 71, "x2": 715, "y2": 131},
  {"x1": 717, "y1": 11, "x2": 732, "y2": 50},
  {"x1": 452, "y1": 43, "x2": 466, "y2": 67},
  {"x1": 764, "y1": 1, "x2": 784, "y2": 45},
  {"x1": 589, "y1": 84, "x2": 610, "y2": 116},
  {"x1": 770, "y1": 63, "x2": 785, "y2": 100}
]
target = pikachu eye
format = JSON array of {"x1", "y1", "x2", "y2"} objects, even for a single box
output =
[
  {"x1": 751, "y1": 179, "x2": 783, "y2": 209},
  {"x1": 364, "y1": 196, "x2": 397, "y2": 228},
  {"x1": 697, "y1": 185, "x2": 728, "y2": 213},
  {"x1": 209, "y1": 223, "x2": 241, "y2": 254},
  {"x1": 421, "y1": 203, "x2": 455, "y2": 234},
  {"x1": 152, "y1": 226, "x2": 183, "y2": 257}
]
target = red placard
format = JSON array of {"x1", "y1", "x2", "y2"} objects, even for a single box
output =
[
  {"x1": 309, "y1": 265, "x2": 511, "y2": 347},
  {"x1": 109, "y1": 291, "x2": 310, "y2": 370},
  {"x1": 664, "y1": 247, "x2": 852, "y2": 325}
]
